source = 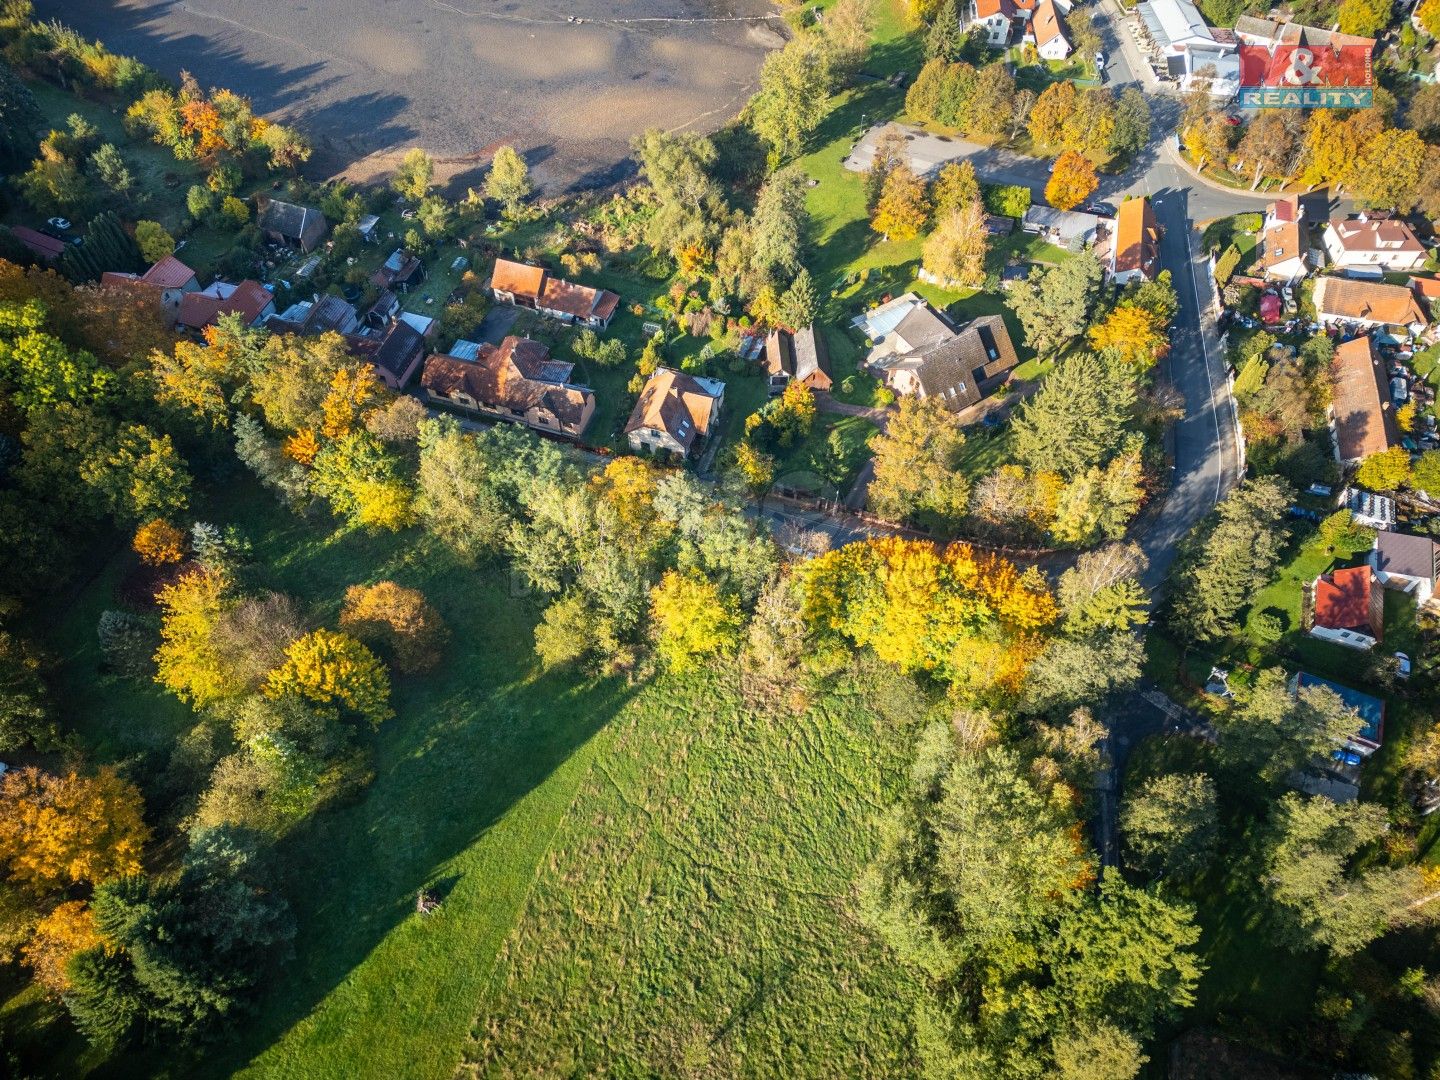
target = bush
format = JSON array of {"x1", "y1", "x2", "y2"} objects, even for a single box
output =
[
  {"x1": 1250, "y1": 611, "x2": 1283, "y2": 644},
  {"x1": 133, "y1": 220, "x2": 174, "y2": 263},
  {"x1": 982, "y1": 182, "x2": 1031, "y2": 219},
  {"x1": 97, "y1": 610, "x2": 156, "y2": 678},
  {"x1": 1235, "y1": 212, "x2": 1263, "y2": 233},
  {"x1": 1214, "y1": 244, "x2": 1241, "y2": 287}
]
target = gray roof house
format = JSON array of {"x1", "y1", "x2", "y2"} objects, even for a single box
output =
[
  {"x1": 763, "y1": 326, "x2": 834, "y2": 393},
  {"x1": 258, "y1": 199, "x2": 328, "y2": 253},
  {"x1": 861, "y1": 298, "x2": 1021, "y2": 414},
  {"x1": 1370, "y1": 531, "x2": 1440, "y2": 606},
  {"x1": 1023, "y1": 206, "x2": 1113, "y2": 251}
]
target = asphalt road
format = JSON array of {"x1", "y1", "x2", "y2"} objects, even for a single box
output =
[{"x1": 36, "y1": 0, "x2": 777, "y2": 191}]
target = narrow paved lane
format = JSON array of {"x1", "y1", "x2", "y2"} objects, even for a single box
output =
[{"x1": 1089, "y1": 4, "x2": 1247, "y2": 588}]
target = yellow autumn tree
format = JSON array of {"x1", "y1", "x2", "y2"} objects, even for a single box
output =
[
  {"x1": 339, "y1": 581, "x2": 449, "y2": 674},
  {"x1": 23, "y1": 900, "x2": 102, "y2": 995},
  {"x1": 591, "y1": 456, "x2": 670, "y2": 535},
  {"x1": 349, "y1": 476, "x2": 416, "y2": 531},
  {"x1": 799, "y1": 537, "x2": 1057, "y2": 690},
  {"x1": 0, "y1": 767, "x2": 150, "y2": 893},
  {"x1": 733, "y1": 441, "x2": 777, "y2": 496},
  {"x1": 871, "y1": 164, "x2": 930, "y2": 241},
  {"x1": 1087, "y1": 303, "x2": 1168, "y2": 368},
  {"x1": 1301, "y1": 108, "x2": 1350, "y2": 188},
  {"x1": 320, "y1": 364, "x2": 383, "y2": 440},
  {"x1": 133, "y1": 518, "x2": 186, "y2": 565},
  {"x1": 284, "y1": 427, "x2": 320, "y2": 465},
  {"x1": 266, "y1": 628, "x2": 394, "y2": 726},
  {"x1": 155, "y1": 566, "x2": 243, "y2": 707},
  {"x1": 649, "y1": 570, "x2": 743, "y2": 672},
  {"x1": 1044, "y1": 151, "x2": 1098, "y2": 212},
  {"x1": 1028, "y1": 81, "x2": 1077, "y2": 148},
  {"x1": 150, "y1": 328, "x2": 248, "y2": 427}
]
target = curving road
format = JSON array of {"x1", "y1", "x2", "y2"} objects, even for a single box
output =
[{"x1": 956, "y1": 4, "x2": 1283, "y2": 588}]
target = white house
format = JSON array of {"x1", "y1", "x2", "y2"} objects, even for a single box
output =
[
  {"x1": 965, "y1": 0, "x2": 1035, "y2": 45},
  {"x1": 1027, "y1": 0, "x2": 1072, "y2": 59},
  {"x1": 1256, "y1": 198, "x2": 1310, "y2": 284},
  {"x1": 1137, "y1": 0, "x2": 1239, "y2": 97},
  {"x1": 1323, "y1": 215, "x2": 1429, "y2": 276},
  {"x1": 1314, "y1": 276, "x2": 1429, "y2": 336},
  {"x1": 1371, "y1": 531, "x2": 1440, "y2": 606}
]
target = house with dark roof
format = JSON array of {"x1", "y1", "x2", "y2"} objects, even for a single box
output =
[
  {"x1": 363, "y1": 290, "x2": 403, "y2": 331},
  {"x1": 266, "y1": 294, "x2": 423, "y2": 389},
  {"x1": 1329, "y1": 336, "x2": 1399, "y2": 465},
  {"x1": 1323, "y1": 215, "x2": 1427, "y2": 276},
  {"x1": 763, "y1": 326, "x2": 833, "y2": 394},
  {"x1": 488, "y1": 258, "x2": 620, "y2": 330},
  {"x1": 257, "y1": 199, "x2": 327, "y2": 253},
  {"x1": 625, "y1": 367, "x2": 725, "y2": 456},
  {"x1": 1303, "y1": 564, "x2": 1383, "y2": 650},
  {"x1": 1370, "y1": 531, "x2": 1440, "y2": 606},
  {"x1": 346, "y1": 319, "x2": 427, "y2": 390},
  {"x1": 860, "y1": 297, "x2": 1020, "y2": 415},
  {"x1": 420, "y1": 336, "x2": 594, "y2": 436},
  {"x1": 176, "y1": 279, "x2": 275, "y2": 333},
  {"x1": 268, "y1": 294, "x2": 361, "y2": 336},
  {"x1": 371, "y1": 248, "x2": 426, "y2": 293}
]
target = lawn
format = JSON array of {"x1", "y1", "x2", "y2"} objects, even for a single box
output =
[
  {"x1": 462, "y1": 660, "x2": 920, "y2": 1077},
  {"x1": 4, "y1": 480, "x2": 921, "y2": 1079},
  {"x1": 1200, "y1": 213, "x2": 1263, "y2": 268},
  {"x1": 772, "y1": 411, "x2": 882, "y2": 496},
  {"x1": 793, "y1": 15, "x2": 1045, "y2": 412},
  {"x1": 954, "y1": 424, "x2": 1015, "y2": 481}
]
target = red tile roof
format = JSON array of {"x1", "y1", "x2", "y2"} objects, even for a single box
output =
[
  {"x1": 1266, "y1": 195, "x2": 1301, "y2": 224},
  {"x1": 176, "y1": 280, "x2": 273, "y2": 329},
  {"x1": 1114, "y1": 198, "x2": 1158, "y2": 278},
  {"x1": 490, "y1": 258, "x2": 547, "y2": 301},
  {"x1": 1331, "y1": 335, "x2": 1398, "y2": 461},
  {"x1": 538, "y1": 277, "x2": 619, "y2": 321},
  {"x1": 140, "y1": 254, "x2": 196, "y2": 289},
  {"x1": 1313, "y1": 565, "x2": 1373, "y2": 633},
  {"x1": 1315, "y1": 276, "x2": 1428, "y2": 326},
  {"x1": 422, "y1": 336, "x2": 593, "y2": 430},
  {"x1": 1031, "y1": 0, "x2": 1067, "y2": 48},
  {"x1": 12, "y1": 227, "x2": 65, "y2": 261}
]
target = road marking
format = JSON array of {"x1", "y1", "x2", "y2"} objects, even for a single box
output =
[{"x1": 1178, "y1": 206, "x2": 1225, "y2": 507}]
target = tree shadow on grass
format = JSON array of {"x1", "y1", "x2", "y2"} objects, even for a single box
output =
[{"x1": 75, "y1": 489, "x2": 642, "y2": 1078}]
